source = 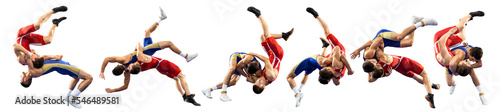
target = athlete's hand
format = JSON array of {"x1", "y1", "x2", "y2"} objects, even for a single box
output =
[
  {"x1": 386, "y1": 67, "x2": 392, "y2": 76},
  {"x1": 350, "y1": 50, "x2": 360, "y2": 60},
  {"x1": 348, "y1": 69, "x2": 354, "y2": 75},
  {"x1": 247, "y1": 52, "x2": 256, "y2": 56},
  {"x1": 55, "y1": 55, "x2": 63, "y2": 60},
  {"x1": 449, "y1": 27, "x2": 458, "y2": 34},
  {"x1": 99, "y1": 72, "x2": 105, "y2": 80},
  {"x1": 105, "y1": 88, "x2": 113, "y2": 93},
  {"x1": 463, "y1": 42, "x2": 469, "y2": 46}
]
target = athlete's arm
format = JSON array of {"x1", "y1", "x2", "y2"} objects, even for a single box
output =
[
  {"x1": 365, "y1": 38, "x2": 383, "y2": 59},
  {"x1": 438, "y1": 27, "x2": 457, "y2": 65},
  {"x1": 351, "y1": 40, "x2": 373, "y2": 59},
  {"x1": 449, "y1": 53, "x2": 465, "y2": 75},
  {"x1": 236, "y1": 55, "x2": 253, "y2": 77},
  {"x1": 136, "y1": 43, "x2": 152, "y2": 63},
  {"x1": 100, "y1": 56, "x2": 126, "y2": 80},
  {"x1": 106, "y1": 72, "x2": 131, "y2": 93},
  {"x1": 248, "y1": 52, "x2": 273, "y2": 77},
  {"x1": 321, "y1": 47, "x2": 328, "y2": 57},
  {"x1": 42, "y1": 55, "x2": 63, "y2": 60},
  {"x1": 471, "y1": 59, "x2": 482, "y2": 68},
  {"x1": 13, "y1": 43, "x2": 32, "y2": 59},
  {"x1": 385, "y1": 67, "x2": 393, "y2": 76}
]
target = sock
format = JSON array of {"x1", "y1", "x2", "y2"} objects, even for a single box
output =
[
  {"x1": 292, "y1": 87, "x2": 299, "y2": 94},
  {"x1": 298, "y1": 84, "x2": 305, "y2": 92},
  {"x1": 179, "y1": 52, "x2": 187, "y2": 58},
  {"x1": 211, "y1": 85, "x2": 218, "y2": 91},
  {"x1": 157, "y1": 18, "x2": 164, "y2": 24},
  {"x1": 413, "y1": 21, "x2": 423, "y2": 28},
  {"x1": 476, "y1": 85, "x2": 483, "y2": 93},
  {"x1": 67, "y1": 89, "x2": 73, "y2": 97},
  {"x1": 71, "y1": 89, "x2": 81, "y2": 97},
  {"x1": 221, "y1": 84, "x2": 228, "y2": 92}
]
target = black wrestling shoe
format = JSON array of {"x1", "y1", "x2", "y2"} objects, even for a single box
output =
[
  {"x1": 185, "y1": 94, "x2": 201, "y2": 106},
  {"x1": 469, "y1": 11, "x2": 484, "y2": 21},
  {"x1": 425, "y1": 93, "x2": 436, "y2": 109},
  {"x1": 247, "y1": 6, "x2": 261, "y2": 18},
  {"x1": 320, "y1": 38, "x2": 330, "y2": 48},
  {"x1": 432, "y1": 83, "x2": 440, "y2": 90},
  {"x1": 52, "y1": 6, "x2": 68, "y2": 13},
  {"x1": 282, "y1": 28, "x2": 294, "y2": 41},
  {"x1": 306, "y1": 7, "x2": 319, "y2": 18},
  {"x1": 52, "y1": 17, "x2": 67, "y2": 26},
  {"x1": 182, "y1": 93, "x2": 187, "y2": 100}
]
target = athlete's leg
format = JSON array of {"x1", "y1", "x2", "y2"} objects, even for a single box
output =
[
  {"x1": 145, "y1": 22, "x2": 159, "y2": 38},
  {"x1": 399, "y1": 31, "x2": 415, "y2": 47},
  {"x1": 157, "y1": 41, "x2": 182, "y2": 54},
  {"x1": 258, "y1": 15, "x2": 270, "y2": 42},
  {"x1": 216, "y1": 74, "x2": 240, "y2": 89},
  {"x1": 76, "y1": 70, "x2": 93, "y2": 92},
  {"x1": 42, "y1": 24, "x2": 57, "y2": 44},
  {"x1": 68, "y1": 78, "x2": 79, "y2": 91},
  {"x1": 177, "y1": 73, "x2": 192, "y2": 95},
  {"x1": 456, "y1": 15, "x2": 472, "y2": 38},
  {"x1": 418, "y1": 71, "x2": 432, "y2": 94},
  {"x1": 174, "y1": 76, "x2": 184, "y2": 95},
  {"x1": 33, "y1": 11, "x2": 54, "y2": 30},
  {"x1": 286, "y1": 70, "x2": 298, "y2": 89},
  {"x1": 469, "y1": 69, "x2": 487, "y2": 104}
]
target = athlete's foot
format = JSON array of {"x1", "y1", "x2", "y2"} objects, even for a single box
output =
[
  {"x1": 159, "y1": 7, "x2": 167, "y2": 20},
  {"x1": 420, "y1": 18, "x2": 438, "y2": 27},
  {"x1": 295, "y1": 92, "x2": 304, "y2": 107},
  {"x1": 306, "y1": 7, "x2": 319, "y2": 18},
  {"x1": 247, "y1": 6, "x2": 261, "y2": 18},
  {"x1": 185, "y1": 53, "x2": 198, "y2": 62},
  {"x1": 202, "y1": 88, "x2": 213, "y2": 99},
  {"x1": 185, "y1": 94, "x2": 201, "y2": 106},
  {"x1": 52, "y1": 17, "x2": 67, "y2": 26},
  {"x1": 282, "y1": 28, "x2": 294, "y2": 41},
  {"x1": 479, "y1": 93, "x2": 487, "y2": 105},
  {"x1": 449, "y1": 84, "x2": 456, "y2": 95},
  {"x1": 412, "y1": 16, "x2": 424, "y2": 24},
  {"x1": 69, "y1": 96, "x2": 82, "y2": 109},
  {"x1": 220, "y1": 92, "x2": 232, "y2": 102},
  {"x1": 425, "y1": 94, "x2": 436, "y2": 109},
  {"x1": 432, "y1": 83, "x2": 440, "y2": 90},
  {"x1": 469, "y1": 11, "x2": 485, "y2": 20},
  {"x1": 52, "y1": 6, "x2": 68, "y2": 13},
  {"x1": 320, "y1": 38, "x2": 330, "y2": 48}
]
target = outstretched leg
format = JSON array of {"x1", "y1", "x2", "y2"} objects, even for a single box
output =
[{"x1": 156, "y1": 41, "x2": 197, "y2": 62}]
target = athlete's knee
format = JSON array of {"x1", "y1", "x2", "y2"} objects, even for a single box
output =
[
  {"x1": 446, "y1": 80, "x2": 454, "y2": 86},
  {"x1": 44, "y1": 36, "x2": 52, "y2": 44},
  {"x1": 229, "y1": 80, "x2": 238, "y2": 86},
  {"x1": 161, "y1": 41, "x2": 174, "y2": 47},
  {"x1": 333, "y1": 81, "x2": 340, "y2": 86}
]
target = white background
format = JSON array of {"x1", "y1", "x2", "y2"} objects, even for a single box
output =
[{"x1": 1, "y1": 0, "x2": 499, "y2": 112}]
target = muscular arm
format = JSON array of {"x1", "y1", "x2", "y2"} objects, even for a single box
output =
[
  {"x1": 351, "y1": 40, "x2": 373, "y2": 59},
  {"x1": 236, "y1": 55, "x2": 253, "y2": 77},
  {"x1": 109, "y1": 72, "x2": 131, "y2": 93},
  {"x1": 14, "y1": 43, "x2": 32, "y2": 59},
  {"x1": 365, "y1": 38, "x2": 383, "y2": 59},
  {"x1": 42, "y1": 55, "x2": 62, "y2": 60},
  {"x1": 136, "y1": 43, "x2": 152, "y2": 63},
  {"x1": 438, "y1": 27, "x2": 457, "y2": 65},
  {"x1": 248, "y1": 52, "x2": 273, "y2": 77},
  {"x1": 449, "y1": 53, "x2": 465, "y2": 75},
  {"x1": 471, "y1": 59, "x2": 482, "y2": 68}
]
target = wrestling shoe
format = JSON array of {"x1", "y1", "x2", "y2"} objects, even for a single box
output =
[
  {"x1": 295, "y1": 92, "x2": 304, "y2": 107},
  {"x1": 282, "y1": 28, "x2": 294, "y2": 41},
  {"x1": 320, "y1": 38, "x2": 330, "y2": 48},
  {"x1": 469, "y1": 11, "x2": 484, "y2": 20},
  {"x1": 159, "y1": 7, "x2": 167, "y2": 20},
  {"x1": 247, "y1": 6, "x2": 261, "y2": 18},
  {"x1": 185, "y1": 53, "x2": 198, "y2": 62},
  {"x1": 479, "y1": 93, "x2": 487, "y2": 105},
  {"x1": 425, "y1": 94, "x2": 436, "y2": 108},
  {"x1": 52, "y1": 6, "x2": 68, "y2": 13},
  {"x1": 202, "y1": 88, "x2": 213, "y2": 99},
  {"x1": 220, "y1": 91, "x2": 232, "y2": 102},
  {"x1": 421, "y1": 18, "x2": 438, "y2": 27},
  {"x1": 412, "y1": 16, "x2": 424, "y2": 24},
  {"x1": 432, "y1": 83, "x2": 440, "y2": 90},
  {"x1": 185, "y1": 94, "x2": 201, "y2": 106},
  {"x1": 69, "y1": 96, "x2": 82, "y2": 109},
  {"x1": 306, "y1": 7, "x2": 319, "y2": 18},
  {"x1": 449, "y1": 84, "x2": 456, "y2": 95},
  {"x1": 52, "y1": 17, "x2": 67, "y2": 26}
]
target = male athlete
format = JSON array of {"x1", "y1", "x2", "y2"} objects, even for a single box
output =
[
  {"x1": 434, "y1": 11, "x2": 486, "y2": 105},
  {"x1": 15, "y1": 6, "x2": 67, "y2": 65},
  {"x1": 116, "y1": 43, "x2": 200, "y2": 106},
  {"x1": 16, "y1": 44, "x2": 93, "y2": 109},
  {"x1": 99, "y1": 8, "x2": 197, "y2": 81},
  {"x1": 201, "y1": 52, "x2": 261, "y2": 101},
  {"x1": 306, "y1": 7, "x2": 354, "y2": 86},
  {"x1": 246, "y1": 6, "x2": 293, "y2": 95},
  {"x1": 362, "y1": 48, "x2": 440, "y2": 108}
]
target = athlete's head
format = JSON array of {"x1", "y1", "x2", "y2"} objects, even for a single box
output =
[
  {"x1": 318, "y1": 67, "x2": 334, "y2": 84},
  {"x1": 457, "y1": 61, "x2": 472, "y2": 76},
  {"x1": 469, "y1": 47, "x2": 483, "y2": 62},
  {"x1": 362, "y1": 59, "x2": 377, "y2": 72},
  {"x1": 112, "y1": 65, "x2": 125, "y2": 76},
  {"x1": 20, "y1": 72, "x2": 32, "y2": 88},
  {"x1": 31, "y1": 53, "x2": 44, "y2": 69},
  {"x1": 253, "y1": 77, "x2": 266, "y2": 94},
  {"x1": 128, "y1": 63, "x2": 141, "y2": 74},
  {"x1": 370, "y1": 66, "x2": 384, "y2": 78},
  {"x1": 247, "y1": 61, "x2": 260, "y2": 74}
]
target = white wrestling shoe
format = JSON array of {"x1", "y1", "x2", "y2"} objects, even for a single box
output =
[
  {"x1": 421, "y1": 18, "x2": 438, "y2": 26},
  {"x1": 186, "y1": 53, "x2": 198, "y2": 62},
  {"x1": 202, "y1": 88, "x2": 213, "y2": 99},
  {"x1": 159, "y1": 7, "x2": 167, "y2": 20},
  {"x1": 479, "y1": 93, "x2": 488, "y2": 105},
  {"x1": 449, "y1": 84, "x2": 456, "y2": 95},
  {"x1": 68, "y1": 96, "x2": 82, "y2": 109},
  {"x1": 220, "y1": 92, "x2": 232, "y2": 102},
  {"x1": 412, "y1": 16, "x2": 424, "y2": 24},
  {"x1": 295, "y1": 92, "x2": 304, "y2": 107}
]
